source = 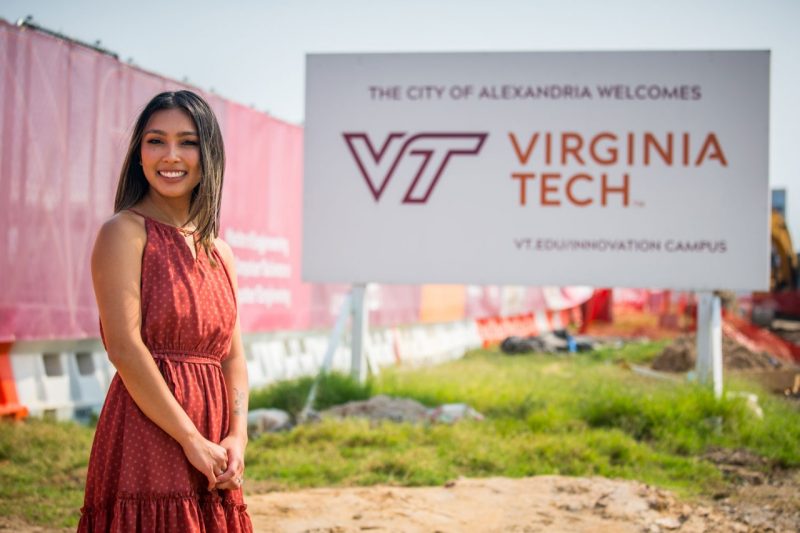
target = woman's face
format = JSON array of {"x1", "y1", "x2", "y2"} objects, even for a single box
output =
[{"x1": 140, "y1": 108, "x2": 202, "y2": 201}]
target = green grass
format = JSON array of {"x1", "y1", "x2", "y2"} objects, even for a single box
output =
[
  {"x1": 247, "y1": 341, "x2": 800, "y2": 495},
  {"x1": 2, "y1": 341, "x2": 799, "y2": 528},
  {"x1": 249, "y1": 371, "x2": 372, "y2": 416},
  {"x1": 0, "y1": 418, "x2": 94, "y2": 527}
]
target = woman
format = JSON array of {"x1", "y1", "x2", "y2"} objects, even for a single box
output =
[{"x1": 79, "y1": 90, "x2": 253, "y2": 532}]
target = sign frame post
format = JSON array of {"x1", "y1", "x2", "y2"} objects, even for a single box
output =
[
  {"x1": 695, "y1": 291, "x2": 723, "y2": 398},
  {"x1": 350, "y1": 283, "x2": 368, "y2": 383}
]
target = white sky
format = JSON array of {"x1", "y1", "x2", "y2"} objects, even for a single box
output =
[{"x1": 2, "y1": 0, "x2": 799, "y2": 244}]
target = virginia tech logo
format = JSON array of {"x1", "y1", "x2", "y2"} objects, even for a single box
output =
[{"x1": 343, "y1": 132, "x2": 487, "y2": 203}]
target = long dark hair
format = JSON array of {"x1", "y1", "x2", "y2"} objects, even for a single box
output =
[{"x1": 114, "y1": 90, "x2": 225, "y2": 264}]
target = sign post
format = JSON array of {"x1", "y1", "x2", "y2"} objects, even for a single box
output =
[
  {"x1": 696, "y1": 292, "x2": 723, "y2": 398},
  {"x1": 350, "y1": 283, "x2": 368, "y2": 383}
]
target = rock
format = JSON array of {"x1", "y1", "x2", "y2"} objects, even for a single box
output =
[
  {"x1": 727, "y1": 391, "x2": 764, "y2": 419},
  {"x1": 557, "y1": 502, "x2": 583, "y2": 512},
  {"x1": 596, "y1": 485, "x2": 650, "y2": 519},
  {"x1": 742, "y1": 510, "x2": 769, "y2": 527},
  {"x1": 654, "y1": 516, "x2": 681, "y2": 530},
  {"x1": 648, "y1": 497, "x2": 669, "y2": 511},
  {"x1": 426, "y1": 403, "x2": 484, "y2": 424},
  {"x1": 695, "y1": 506, "x2": 712, "y2": 516},
  {"x1": 247, "y1": 408, "x2": 292, "y2": 437},
  {"x1": 322, "y1": 395, "x2": 429, "y2": 423},
  {"x1": 594, "y1": 498, "x2": 608, "y2": 509}
]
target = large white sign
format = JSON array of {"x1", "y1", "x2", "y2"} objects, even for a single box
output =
[{"x1": 303, "y1": 52, "x2": 769, "y2": 290}]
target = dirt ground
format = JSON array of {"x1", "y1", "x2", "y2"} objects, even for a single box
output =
[
  {"x1": 245, "y1": 472, "x2": 799, "y2": 533},
  {"x1": 2, "y1": 470, "x2": 797, "y2": 533}
]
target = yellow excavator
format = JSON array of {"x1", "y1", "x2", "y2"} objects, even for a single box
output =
[
  {"x1": 770, "y1": 210, "x2": 798, "y2": 292},
  {"x1": 751, "y1": 210, "x2": 800, "y2": 325}
]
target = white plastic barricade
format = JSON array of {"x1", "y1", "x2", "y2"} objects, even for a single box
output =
[
  {"x1": 297, "y1": 352, "x2": 317, "y2": 375},
  {"x1": 263, "y1": 340, "x2": 287, "y2": 381},
  {"x1": 463, "y1": 321, "x2": 483, "y2": 350},
  {"x1": 7, "y1": 323, "x2": 478, "y2": 421},
  {"x1": 12, "y1": 352, "x2": 76, "y2": 420},
  {"x1": 333, "y1": 346, "x2": 351, "y2": 373},
  {"x1": 67, "y1": 351, "x2": 113, "y2": 421},
  {"x1": 244, "y1": 343, "x2": 269, "y2": 389},
  {"x1": 304, "y1": 335, "x2": 328, "y2": 368},
  {"x1": 369, "y1": 330, "x2": 395, "y2": 367}
]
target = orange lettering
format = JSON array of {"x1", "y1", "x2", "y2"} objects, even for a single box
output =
[
  {"x1": 644, "y1": 132, "x2": 673, "y2": 165},
  {"x1": 512, "y1": 173, "x2": 535, "y2": 206},
  {"x1": 601, "y1": 173, "x2": 629, "y2": 206},
  {"x1": 589, "y1": 132, "x2": 618, "y2": 165},
  {"x1": 508, "y1": 133, "x2": 539, "y2": 165},
  {"x1": 627, "y1": 132, "x2": 634, "y2": 165},
  {"x1": 541, "y1": 173, "x2": 560, "y2": 206},
  {"x1": 695, "y1": 133, "x2": 728, "y2": 166},
  {"x1": 566, "y1": 174, "x2": 593, "y2": 206},
  {"x1": 545, "y1": 132, "x2": 552, "y2": 165},
  {"x1": 682, "y1": 133, "x2": 690, "y2": 166},
  {"x1": 561, "y1": 133, "x2": 585, "y2": 165}
]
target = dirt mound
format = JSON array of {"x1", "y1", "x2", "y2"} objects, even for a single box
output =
[
  {"x1": 703, "y1": 448, "x2": 800, "y2": 532},
  {"x1": 321, "y1": 395, "x2": 429, "y2": 423},
  {"x1": 321, "y1": 395, "x2": 485, "y2": 425},
  {"x1": 652, "y1": 334, "x2": 784, "y2": 373},
  {"x1": 246, "y1": 476, "x2": 755, "y2": 532}
]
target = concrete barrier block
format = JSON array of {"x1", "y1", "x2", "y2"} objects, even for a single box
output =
[
  {"x1": 66, "y1": 351, "x2": 109, "y2": 421},
  {"x1": 11, "y1": 352, "x2": 74, "y2": 420}
]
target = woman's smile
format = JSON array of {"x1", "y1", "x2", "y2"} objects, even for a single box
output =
[{"x1": 158, "y1": 169, "x2": 189, "y2": 180}]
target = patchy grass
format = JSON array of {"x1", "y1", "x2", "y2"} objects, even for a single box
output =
[
  {"x1": 3, "y1": 341, "x2": 799, "y2": 528},
  {"x1": 246, "y1": 419, "x2": 721, "y2": 493},
  {"x1": 0, "y1": 418, "x2": 93, "y2": 527}
]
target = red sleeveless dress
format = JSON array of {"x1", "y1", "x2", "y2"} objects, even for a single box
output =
[{"x1": 78, "y1": 211, "x2": 253, "y2": 532}]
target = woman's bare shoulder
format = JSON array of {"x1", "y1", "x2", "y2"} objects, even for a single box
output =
[
  {"x1": 93, "y1": 210, "x2": 147, "y2": 257},
  {"x1": 214, "y1": 237, "x2": 235, "y2": 267}
]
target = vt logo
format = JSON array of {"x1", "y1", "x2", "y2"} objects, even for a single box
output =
[{"x1": 343, "y1": 132, "x2": 488, "y2": 203}]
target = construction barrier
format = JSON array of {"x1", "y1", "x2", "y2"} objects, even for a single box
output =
[
  {"x1": 9, "y1": 342, "x2": 114, "y2": 422},
  {"x1": 22, "y1": 294, "x2": 800, "y2": 423},
  {"x1": 475, "y1": 308, "x2": 583, "y2": 348},
  {"x1": 243, "y1": 320, "x2": 483, "y2": 387},
  {"x1": 724, "y1": 314, "x2": 800, "y2": 364},
  {"x1": 3, "y1": 318, "x2": 491, "y2": 420},
  {"x1": 0, "y1": 342, "x2": 27, "y2": 419}
]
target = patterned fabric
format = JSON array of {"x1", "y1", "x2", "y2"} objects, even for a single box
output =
[{"x1": 79, "y1": 212, "x2": 252, "y2": 532}]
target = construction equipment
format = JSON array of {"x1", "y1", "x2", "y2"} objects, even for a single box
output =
[
  {"x1": 751, "y1": 210, "x2": 800, "y2": 325},
  {"x1": 770, "y1": 210, "x2": 798, "y2": 291}
]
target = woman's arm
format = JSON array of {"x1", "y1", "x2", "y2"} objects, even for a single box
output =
[
  {"x1": 92, "y1": 213, "x2": 228, "y2": 490},
  {"x1": 214, "y1": 239, "x2": 250, "y2": 490}
]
